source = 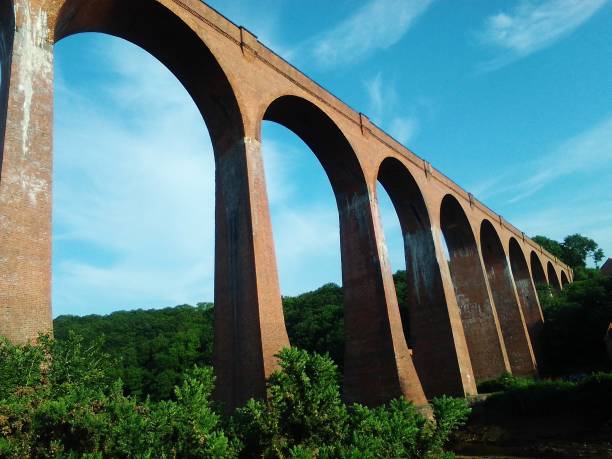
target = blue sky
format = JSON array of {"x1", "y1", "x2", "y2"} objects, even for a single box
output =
[{"x1": 52, "y1": 0, "x2": 612, "y2": 317}]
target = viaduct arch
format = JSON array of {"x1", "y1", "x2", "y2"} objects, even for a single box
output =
[{"x1": 0, "y1": 0, "x2": 571, "y2": 410}]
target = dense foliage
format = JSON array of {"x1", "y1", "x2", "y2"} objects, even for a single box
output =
[
  {"x1": 54, "y1": 273, "x2": 413, "y2": 401},
  {"x1": 538, "y1": 272, "x2": 612, "y2": 375},
  {"x1": 282, "y1": 284, "x2": 345, "y2": 371},
  {"x1": 532, "y1": 234, "x2": 605, "y2": 269},
  {"x1": 0, "y1": 338, "x2": 469, "y2": 458},
  {"x1": 476, "y1": 371, "x2": 612, "y2": 422},
  {"x1": 54, "y1": 303, "x2": 215, "y2": 401},
  {"x1": 0, "y1": 334, "x2": 236, "y2": 458}
]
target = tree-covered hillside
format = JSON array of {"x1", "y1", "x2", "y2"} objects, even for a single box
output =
[
  {"x1": 54, "y1": 273, "x2": 412, "y2": 401},
  {"x1": 54, "y1": 303, "x2": 215, "y2": 400},
  {"x1": 54, "y1": 250, "x2": 612, "y2": 402}
]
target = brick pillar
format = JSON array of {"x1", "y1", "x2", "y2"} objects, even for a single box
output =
[
  {"x1": 480, "y1": 224, "x2": 537, "y2": 377},
  {"x1": 213, "y1": 135, "x2": 290, "y2": 411},
  {"x1": 342, "y1": 188, "x2": 427, "y2": 407},
  {"x1": 0, "y1": 1, "x2": 53, "y2": 343}
]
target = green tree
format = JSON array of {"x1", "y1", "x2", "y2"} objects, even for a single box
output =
[
  {"x1": 231, "y1": 348, "x2": 470, "y2": 458},
  {"x1": 538, "y1": 273, "x2": 612, "y2": 375},
  {"x1": 0, "y1": 334, "x2": 236, "y2": 458},
  {"x1": 231, "y1": 347, "x2": 348, "y2": 457},
  {"x1": 532, "y1": 234, "x2": 605, "y2": 269},
  {"x1": 283, "y1": 284, "x2": 345, "y2": 370},
  {"x1": 561, "y1": 233, "x2": 605, "y2": 268},
  {"x1": 532, "y1": 235, "x2": 563, "y2": 259}
]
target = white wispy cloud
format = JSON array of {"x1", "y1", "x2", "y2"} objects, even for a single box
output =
[
  {"x1": 508, "y1": 115, "x2": 612, "y2": 202},
  {"x1": 303, "y1": 0, "x2": 433, "y2": 69},
  {"x1": 54, "y1": 34, "x2": 346, "y2": 315},
  {"x1": 260, "y1": 127, "x2": 343, "y2": 295},
  {"x1": 479, "y1": 0, "x2": 608, "y2": 69},
  {"x1": 469, "y1": 115, "x2": 612, "y2": 203},
  {"x1": 363, "y1": 72, "x2": 420, "y2": 145},
  {"x1": 53, "y1": 37, "x2": 217, "y2": 315},
  {"x1": 508, "y1": 190, "x2": 612, "y2": 264},
  {"x1": 389, "y1": 117, "x2": 419, "y2": 145},
  {"x1": 466, "y1": 115, "x2": 612, "y2": 261}
]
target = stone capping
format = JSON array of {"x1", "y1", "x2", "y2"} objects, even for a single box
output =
[{"x1": 168, "y1": 0, "x2": 571, "y2": 275}]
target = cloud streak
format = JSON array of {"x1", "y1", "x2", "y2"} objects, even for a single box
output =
[
  {"x1": 479, "y1": 0, "x2": 608, "y2": 69},
  {"x1": 303, "y1": 0, "x2": 432, "y2": 69},
  {"x1": 508, "y1": 115, "x2": 612, "y2": 202},
  {"x1": 54, "y1": 34, "x2": 346, "y2": 315},
  {"x1": 363, "y1": 72, "x2": 420, "y2": 145},
  {"x1": 53, "y1": 37, "x2": 217, "y2": 316},
  {"x1": 470, "y1": 115, "x2": 612, "y2": 203}
]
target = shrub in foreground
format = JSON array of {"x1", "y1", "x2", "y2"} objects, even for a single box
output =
[
  {"x1": 0, "y1": 334, "x2": 236, "y2": 458},
  {"x1": 231, "y1": 348, "x2": 470, "y2": 458},
  {"x1": 480, "y1": 371, "x2": 612, "y2": 422},
  {"x1": 0, "y1": 337, "x2": 469, "y2": 458}
]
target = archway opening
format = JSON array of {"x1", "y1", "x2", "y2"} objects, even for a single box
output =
[
  {"x1": 263, "y1": 96, "x2": 422, "y2": 406},
  {"x1": 530, "y1": 251, "x2": 548, "y2": 288},
  {"x1": 260, "y1": 120, "x2": 343, "y2": 366},
  {"x1": 480, "y1": 221, "x2": 536, "y2": 376},
  {"x1": 0, "y1": 0, "x2": 13, "y2": 167},
  {"x1": 53, "y1": 34, "x2": 216, "y2": 399},
  {"x1": 377, "y1": 159, "x2": 471, "y2": 398},
  {"x1": 439, "y1": 195, "x2": 509, "y2": 382},
  {"x1": 547, "y1": 262, "x2": 562, "y2": 291},
  {"x1": 561, "y1": 271, "x2": 570, "y2": 286},
  {"x1": 52, "y1": 0, "x2": 246, "y2": 405},
  {"x1": 509, "y1": 238, "x2": 543, "y2": 361}
]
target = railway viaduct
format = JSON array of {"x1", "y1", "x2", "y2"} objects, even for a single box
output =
[{"x1": 0, "y1": 0, "x2": 572, "y2": 410}]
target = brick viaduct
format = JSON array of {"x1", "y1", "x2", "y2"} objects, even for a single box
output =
[{"x1": 0, "y1": 0, "x2": 572, "y2": 410}]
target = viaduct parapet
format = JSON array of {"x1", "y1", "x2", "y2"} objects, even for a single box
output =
[{"x1": 0, "y1": 0, "x2": 572, "y2": 410}]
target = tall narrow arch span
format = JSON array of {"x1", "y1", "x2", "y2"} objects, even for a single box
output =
[
  {"x1": 264, "y1": 95, "x2": 426, "y2": 406},
  {"x1": 548, "y1": 262, "x2": 562, "y2": 291},
  {"x1": 0, "y1": 0, "x2": 291, "y2": 412},
  {"x1": 439, "y1": 195, "x2": 510, "y2": 382},
  {"x1": 530, "y1": 252, "x2": 547, "y2": 288},
  {"x1": 55, "y1": 0, "x2": 244, "y2": 150},
  {"x1": 509, "y1": 238, "x2": 544, "y2": 361},
  {"x1": 377, "y1": 158, "x2": 475, "y2": 398},
  {"x1": 561, "y1": 271, "x2": 569, "y2": 286},
  {"x1": 480, "y1": 221, "x2": 536, "y2": 376}
]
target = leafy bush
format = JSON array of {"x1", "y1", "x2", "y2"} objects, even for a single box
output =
[
  {"x1": 231, "y1": 347, "x2": 349, "y2": 457},
  {"x1": 538, "y1": 273, "x2": 612, "y2": 375},
  {"x1": 0, "y1": 333, "x2": 236, "y2": 458},
  {"x1": 477, "y1": 372, "x2": 534, "y2": 393},
  {"x1": 232, "y1": 348, "x2": 470, "y2": 458},
  {"x1": 1, "y1": 337, "x2": 470, "y2": 458},
  {"x1": 480, "y1": 372, "x2": 612, "y2": 423}
]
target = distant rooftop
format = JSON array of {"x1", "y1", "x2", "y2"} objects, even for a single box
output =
[{"x1": 601, "y1": 258, "x2": 612, "y2": 276}]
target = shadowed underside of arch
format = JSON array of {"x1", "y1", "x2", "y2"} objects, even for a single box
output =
[
  {"x1": 1, "y1": 0, "x2": 573, "y2": 409},
  {"x1": 0, "y1": 0, "x2": 15, "y2": 176},
  {"x1": 561, "y1": 270, "x2": 569, "y2": 286},
  {"x1": 264, "y1": 96, "x2": 427, "y2": 406},
  {"x1": 377, "y1": 158, "x2": 474, "y2": 398},
  {"x1": 440, "y1": 195, "x2": 510, "y2": 381},
  {"x1": 509, "y1": 238, "x2": 544, "y2": 362},
  {"x1": 55, "y1": 0, "x2": 244, "y2": 151},
  {"x1": 548, "y1": 262, "x2": 562, "y2": 291},
  {"x1": 480, "y1": 221, "x2": 536, "y2": 376},
  {"x1": 530, "y1": 252, "x2": 547, "y2": 287}
]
